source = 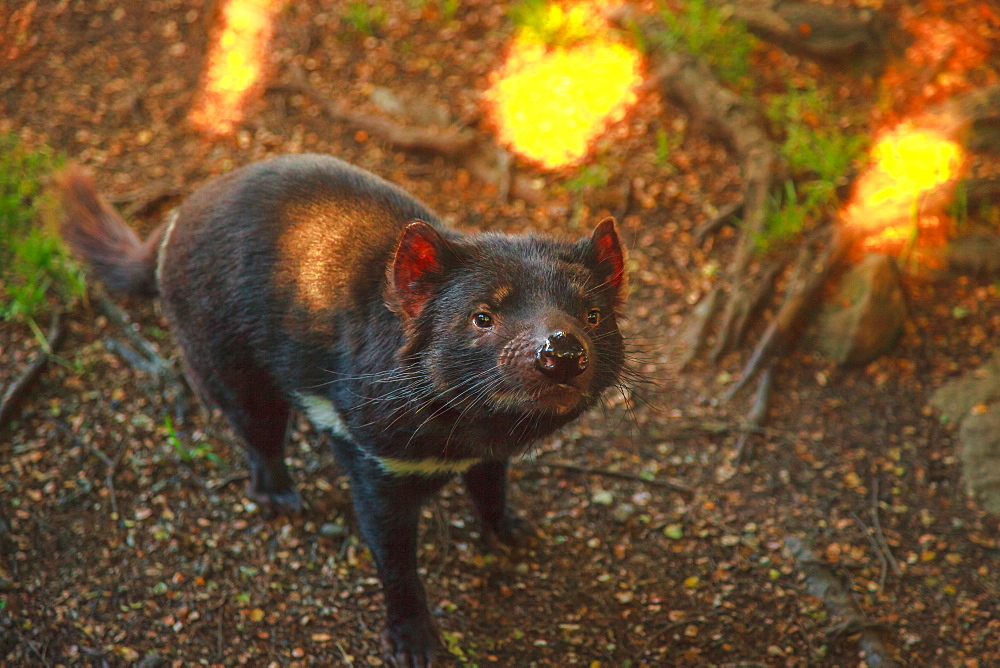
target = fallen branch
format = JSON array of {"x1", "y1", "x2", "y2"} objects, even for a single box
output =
[
  {"x1": 95, "y1": 295, "x2": 172, "y2": 375},
  {"x1": 786, "y1": 535, "x2": 899, "y2": 667},
  {"x1": 269, "y1": 65, "x2": 478, "y2": 157},
  {"x1": 647, "y1": 49, "x2": 780, "y2": 272},
  {"x1": 112, "y1": 179, "x2": 183, "y2": 219},
  {"x1": 0, "y1": 310, "x2": 67, "y2": 431}
]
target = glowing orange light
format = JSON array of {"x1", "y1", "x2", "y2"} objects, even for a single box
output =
[
  {"x1": 843, "y1": 118, "x2": 965, "y2": 265},
  {"x1": 190, "y1": 0, "x2": 282, "y2": 135},
  {"x1": 484, "y1": 1, "x2": 643, "y2": 170}
]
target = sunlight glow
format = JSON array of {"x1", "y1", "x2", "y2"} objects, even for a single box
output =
[
  {"x1": 190, "y1": 0, "x2": 282, "y2": 135},
  {"x1": 484, "y1": 1, "x2": 643, "y2": 170},
  {"x1": 843, "y1": 119, "x2": 965, "y2": 263}
]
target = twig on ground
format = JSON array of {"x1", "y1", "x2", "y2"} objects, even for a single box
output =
[
  {"x1": 869, "y1": 477, "x2": 901, "y2": 579},
  {"x1": 95, "y1": 295, "x2": 172, "y2": 374},
  {"x1": 55, "y1": 421, "x2": 125, "y2": 524},
  {"x1": 207, "y1": 471, "x2": 249, "y2": 491},
  {"x1": 269, "y1": 65, "x2": 549, "y2": 204},
  {"x1": 537, "y1": 460, "x2": 694, "y2": 495},
  {"x1": 111, "y1": 179, "x2": 183, "y2": 219},
  {"x1": 0, "y1": 310, "x2": 67, "y2": 430},
  {"x1": 850, "y1": 510, "x2": 889, "y2": 593},
  {"x1": 640, "y1": 40, "x2": 784, "y2": 363},
  {"x1": 103, "y1": 337, "x2": 163, "y2": 377},
  {"x1": 786, "y1": 534, "x2": 899, "y2": 667}
]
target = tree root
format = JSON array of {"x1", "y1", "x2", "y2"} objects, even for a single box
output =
[
  {"x1": 674, "y1": 284, "x2": 723, "y2": 369},
  {"x1": 718, "y1": 1, "x2": 898, "y2": 66},
  {"x1": 726, "y1": 227, "x2": 854, "y2": 399},
  {"x1": 0, "y1": 310, "x2": 67, "y2": 431},
  {"x1": 709, "y1": 262, "x2": 782, "y2": 363},
  {"x1": 786, "y1": 535, "x2": 899, "y2": 667},
  {"x1": 734, "y1": 366, "x2": 773, "y2": 464},
  {"x1": 641, "y1": 37, "x2": 784, "y2": 367}
]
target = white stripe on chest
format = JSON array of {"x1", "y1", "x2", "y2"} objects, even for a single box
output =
[{"x1": 296, "y1": 393, "x2": 354, "y2": 442}]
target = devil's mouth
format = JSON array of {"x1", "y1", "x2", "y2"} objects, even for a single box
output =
[{"x1": 534, "y1": 384, "x2": 585, "y2": 414}]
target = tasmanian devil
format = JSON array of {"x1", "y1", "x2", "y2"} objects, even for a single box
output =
[{"x1": 58, "y1": 153, "x2": 628, "y2": 665}]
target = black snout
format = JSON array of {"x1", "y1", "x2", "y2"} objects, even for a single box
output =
[{"x1": 535, "y1": 331, "x2": 588, "y2": 384}]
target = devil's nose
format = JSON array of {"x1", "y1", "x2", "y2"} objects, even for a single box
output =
[{"x1": 535, "y1": 331, "x2": 588, "y2": 384}]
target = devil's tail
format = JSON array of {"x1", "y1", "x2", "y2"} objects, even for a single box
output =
[{"x1": 58, "y1": 166, "x2": 166, "y2": 299}]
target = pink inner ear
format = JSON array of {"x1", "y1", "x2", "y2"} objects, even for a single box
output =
[
  {"x1": 393, "y1": 223, "x2": 443, "y2": 318},
  {"x1": 593, "y1": 218, "x2": 625, "y2": 293}
]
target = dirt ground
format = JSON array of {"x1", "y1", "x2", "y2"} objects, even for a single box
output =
[{"x1": 2, "y1": 0, "x2": 999, "y2": 665}]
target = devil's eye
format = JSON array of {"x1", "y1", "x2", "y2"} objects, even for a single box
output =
[
  {"x1": 472, "y1": 311, "x2": 494, "y2": 329},
  {"x1": 587, "y1": 308, "x2": 601, "y2": 326}
]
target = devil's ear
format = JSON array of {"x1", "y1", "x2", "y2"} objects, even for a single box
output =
[
  {"x1": 589, "y1": 217, "x2": 628, "y2": 308},
  {"x1": 387, "y1": 220, "x2": 452, "y2": 319}
]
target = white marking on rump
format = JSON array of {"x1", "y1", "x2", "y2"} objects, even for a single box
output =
[{"x1": 155, "y1": 209, "x2": 180, "y2": 288}]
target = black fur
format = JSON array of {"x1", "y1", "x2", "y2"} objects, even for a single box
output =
[{"x1": 60, "y1": 154, "x2": 627, "y2": 666}]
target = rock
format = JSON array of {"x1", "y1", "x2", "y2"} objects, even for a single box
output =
[
  {"x1": 958, "y1": 406, "x2": 1000, "y2": 514},
  {"x1": 930, "y1": 353, "x2": 1000, "y2": 514},
  {"x1": 929, "y1": 353, "x2": 1000, "y2": 422},
  {"x1": 816, "y1": 252, "x2": 907, "y2": 366}
]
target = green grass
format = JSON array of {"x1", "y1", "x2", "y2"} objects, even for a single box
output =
[
  {"x1": 343, "y1": 1, "x2": 386, "y2": 37},
  {"x1": 509, "y1": 0, "x2": 597, "y2": 48},
  {"x1": 0, "y1": 134, "x2": 84, "y2": 324},
  {"x1": 652, "y1": 0, "x2": 757, "y2": 85},
  {"x1": 766, "y1": 86, "x2": 868, "y2": 184},
  {"x1": 164, "y1": 414, "x2": 223, "y2": 467},
  {"x1": 565, "y1": 163, "x2": 611, "y2": 193},
  {"x1": 757, "y1": 86, "x2": 868, "y2": 249}
]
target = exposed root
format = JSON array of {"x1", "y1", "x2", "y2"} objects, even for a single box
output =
[
  {"x1": 718, "y1": 1, "x2": 898, "y2": 65},
  {"x1": 734, "y1": 366, "x2": 773, "y2": 464},
  {"x1": 709, "y1": 262, "x2": 781, "y2": 363},
  {"x1": 727, "y1": 227, "x2": 854, "y2": 399}
]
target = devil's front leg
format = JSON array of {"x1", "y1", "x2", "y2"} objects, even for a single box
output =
[
  {"x1": 345, "y1": 460, "x2": 448, "y2": 667},
  {"x1": 464, "y1": 459, "x2": 536, "y2": 551}
]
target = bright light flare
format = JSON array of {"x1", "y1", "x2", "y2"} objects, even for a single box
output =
[
  {"x1": 484, "y1": 1, "x2": 643, "y2": 170},
  {"x1": 190, "y1": 0, "x2": 282, "y2": 135},
  {"x1": 842, "y1": 119, "x2": 965, "y2": 263}
]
